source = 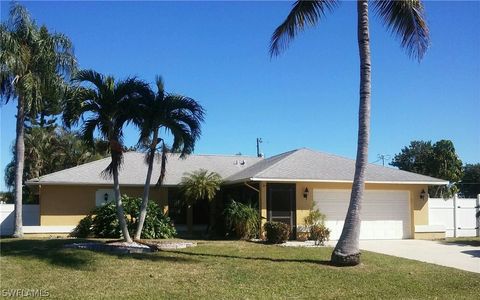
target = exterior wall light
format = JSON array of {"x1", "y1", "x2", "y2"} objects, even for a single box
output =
[
  {"x1": 420, "y1": 189, "x2": 426, "y2": 200},
  {"x1": 303, "y1": 187, "x2": 309, "y2": 200},
  {"x1": 104, "y1": 193, "x2": 109, "y2": 202}
]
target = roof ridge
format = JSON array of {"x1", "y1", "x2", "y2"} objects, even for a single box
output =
[
  {"x1": 132, "y1": 151, "x2": 260, "y2": 159},
  {"x1": 254, "y1": 149, "x2": 301, "y2": 178}
]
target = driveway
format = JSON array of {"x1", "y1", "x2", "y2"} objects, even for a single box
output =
[{"x1": 327, "y1": 239, "x2": 480, "y2": 273}]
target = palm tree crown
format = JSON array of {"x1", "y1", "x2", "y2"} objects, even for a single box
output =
[
  {"x1": 270, "y1": 0, "x2": 429, "y2": 60},
  {"x1": 136, "y1": 76, "x2": 205, "y2": 171},
  {"x1": 64, "y1": 69, "x2": 150, "y2": 175},
  {"x1": 1, "y1": 3, "x2": 76, "y2": 109},
  {"x1": 180, "y1": 169, "x2": 223, "y2": 205}
]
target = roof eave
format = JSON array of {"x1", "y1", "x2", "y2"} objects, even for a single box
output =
[
  {"x1": 249, "y1": 177, "x2": 448, "y2": 185},
  {"x1": 25, "y1": 181, "x2": 179, "y2": 187}
]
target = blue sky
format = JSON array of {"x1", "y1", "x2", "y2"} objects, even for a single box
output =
[{"x1": 1, "y1": 1, "x2": 479, "y2": 191}]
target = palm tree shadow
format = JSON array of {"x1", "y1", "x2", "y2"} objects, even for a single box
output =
[
  {"x1": 0, "y1": 239, "x2": 196, "y2": 270},
  {"x1": 168, "y1": 250, "x2": 333, "y2": 266}
]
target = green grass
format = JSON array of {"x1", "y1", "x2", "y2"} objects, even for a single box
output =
[{"x1": 1, "y1": 238, "x2": 479, "y2": 299}]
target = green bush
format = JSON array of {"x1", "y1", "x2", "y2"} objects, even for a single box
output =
[
  {"x1": 263, "y1": 221, "x2": 290, "y2": 244},
  {"x1": 224, "y1": 200, "x2": 260, "y2": 239},
  {"x1": 310, "y1": 224, "x2": 330, "y2": 246},
  {"x1": 70, "y1": 215, "x2": 94, "y2": 238},
  {"x1": 91, "y1": 201, "x2": 120, "y2": 238},
  {"x1": 70, "y1": 195, "x2": 176, "y2": 239}
]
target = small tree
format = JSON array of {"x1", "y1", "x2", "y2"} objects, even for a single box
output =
[
  {"x1": 391, "y1": 139, "x2": 463, "y2": 197},
  {"x1": 180, "y1": 169, "x2": 222, "y2": 234},
  {"x1": 460, "y1": 164, "x2": 480, "y2": 198}
]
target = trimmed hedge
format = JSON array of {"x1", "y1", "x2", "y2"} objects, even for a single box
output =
[{"x1": 263, "y1": 221, "x2": 290, "y2": 244}]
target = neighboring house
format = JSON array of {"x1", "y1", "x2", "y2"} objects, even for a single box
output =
[{"x1": 26, "y1": 148, "x2": 447, "y2": 240}]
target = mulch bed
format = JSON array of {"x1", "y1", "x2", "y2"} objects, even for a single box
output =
[{"x1": 64, "y1": 240, "x2": 197, "y2": 254}]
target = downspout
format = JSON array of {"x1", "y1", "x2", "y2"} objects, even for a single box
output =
[{"x1": 244, "y1": 181, "x2": 259, "y2": 193}]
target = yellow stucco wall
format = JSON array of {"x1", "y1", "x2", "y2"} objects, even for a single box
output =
[
  {"x1": 39, "y1": 185, "x2": 168, "y2": 226},
  {"x1": 258, "y1": 181, "x2": 429, "y2": 239}
]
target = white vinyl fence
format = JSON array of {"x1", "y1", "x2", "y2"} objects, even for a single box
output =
[
  {"x1": 0, "y1": 204, "x2": 40, "y2": 236},
  {"x1": 428, "y1": 195, "x2": 480, "y2": 238}
]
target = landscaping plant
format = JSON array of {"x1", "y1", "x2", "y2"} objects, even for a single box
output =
[
  {"x1": 304, "y1": 208, "x2": 330, "y2": 245},
  {"x1": 224, "y1": 200, "x2": 260, "y2": 240},
  {"x1": 71, "y1": 195, "x2": 176, "y2": 239},
  {"x1": 310, "y1": 224, "x2": 331, "y2": 246},
  {"x1": 264, "y1": 221, "x2": 290, "y2": 244}
]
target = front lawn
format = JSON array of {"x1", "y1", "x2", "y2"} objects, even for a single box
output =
[{"x1": 0, "y1": 239, "x2": 479, "y2": 299}]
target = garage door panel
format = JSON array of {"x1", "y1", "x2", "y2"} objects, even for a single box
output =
[{"x1": 313, "y1": 189, "x2": 411, "y2": 240}]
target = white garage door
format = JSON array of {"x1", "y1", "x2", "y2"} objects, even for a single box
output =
[{"x1": 313, "y1": 189, "x2": 411, "y2": 240}]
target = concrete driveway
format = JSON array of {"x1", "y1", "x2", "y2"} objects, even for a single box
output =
[{"x1": 327, "y1": 239, "x2": 480, "y2": 273}]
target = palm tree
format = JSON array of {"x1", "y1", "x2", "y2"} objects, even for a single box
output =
[
  {"x1": 133, "y1": 76, "x2": 205, "y2": 240},
  {"x1": 180, "y1": 169, "x2": 223, "y2": 234},
  {"x1": 270, "y1": 0, "x2": 429, "y2": 265},
  {"x1": 64, "y1": 69, "x2": 150, "y2": 243},
  {"x1": 0, "y1": 3, "x2": 76, "y2": 237}
]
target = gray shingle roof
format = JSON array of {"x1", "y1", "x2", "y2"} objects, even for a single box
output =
[
  {"x1": 27, "y1": 152, "x2": 262, "y2": 186},
  {"x1": 27, "y1": 148, "x2": 447, "y2": 186},
  {"x1": 226, "y1": 148, "x2": 447, "y2": 185}
]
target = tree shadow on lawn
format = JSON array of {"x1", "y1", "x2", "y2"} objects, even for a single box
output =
[
  {"x1": 0, "y1": 239, "x2": 197, "y2": 270},
  {"x1": 169, "y1": 250, "x2": 333, "y2": 267}
]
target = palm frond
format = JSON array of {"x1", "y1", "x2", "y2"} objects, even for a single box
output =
[
  {"x1": 270, "y1": 0, "x2": 338, "y2": 57},
  {"x1": 72, "y1": 69, "x2": 106, "y2": 93},
  {"x1": 155, "y1": 75, "x2": 164, "y2": 99},
  {"x1": 80, "y1": 118, "x2": 98, "y2": 148},
  {"x1": 372, "y1": 0, "x2": 430, "y2": 60},
  {"x1": 180, "y1": 169, "x2": 223, "y2": 204}
]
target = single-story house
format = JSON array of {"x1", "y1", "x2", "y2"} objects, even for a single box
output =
[{"x1": 26, "y1": 148, "x2": 447, "y2": 240}]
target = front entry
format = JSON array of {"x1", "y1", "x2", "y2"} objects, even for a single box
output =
[{"x1": 267, "y1": 183, "x2": 296, "y2": 238}]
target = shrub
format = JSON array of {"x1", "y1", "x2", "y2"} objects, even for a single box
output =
[
  {"x1": 304, "y1": 209, "x2": 326, "y2": 227},
  {"x1": 303, "y1": 208, "x2": 330, "y2": 243},
  {"x1": 91, "y1": 201, "x2": 120, "y2": 238},
  {"x1": 70, "y1": 195, "x2": 176, "y2": 239},
  {"x1": 70, "y1": 215, "x2": 94, "y2": 238},
  {"x1": 310, "y1": 224, "x2": 330, "y2": 246},
  {"x1": 224, "y1": 200, "x2": 260, "y2": 239},
  {"x1": 263, "y1": 221, "x2": 290, "y2": 244}
]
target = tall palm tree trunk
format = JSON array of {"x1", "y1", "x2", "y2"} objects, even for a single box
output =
[
  {"x1": 134, "y1": 131, "x2": 158, "y2": 240},
  {"x1": 112, "y1": 162, "x2": 132, "y2": 243},
  {"x1": 331, "y1": 0, "x2": 371, "y2": 266},
  {"x1": 13, "y1": 95, "x2": 25, "y2": 238}
]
